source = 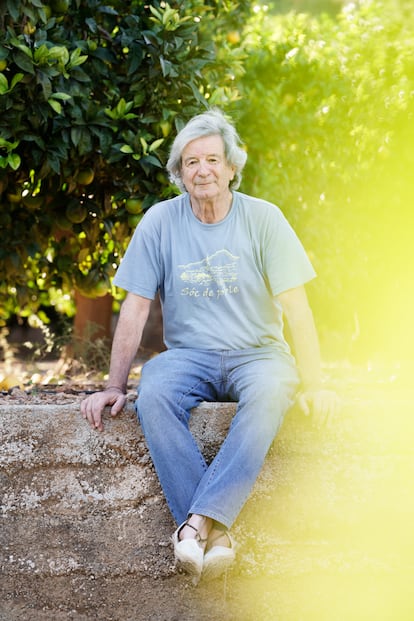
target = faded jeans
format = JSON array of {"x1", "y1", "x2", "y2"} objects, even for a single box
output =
[{"x1": 135, "y1": 347, "x2": 299, "y2": 529}]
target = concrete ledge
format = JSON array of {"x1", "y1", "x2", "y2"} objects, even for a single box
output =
[
  {"x1": 1, "y1": 394, "x2": 414, "y2": 620},
  {"x1": 0, "y1": 394, "x2": 414, "y2": 621}
]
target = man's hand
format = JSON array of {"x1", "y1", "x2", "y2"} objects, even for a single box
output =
[
  {"x1": 297, "y1": 388, "x2": 341, "y2": 427},
  {"x1": 80, "y1": 387, "x2": 126, "y2": 432}
]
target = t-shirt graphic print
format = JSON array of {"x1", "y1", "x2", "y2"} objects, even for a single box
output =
[{"x1": 179, "y1": 249, "x2": 240, "y2": 300}]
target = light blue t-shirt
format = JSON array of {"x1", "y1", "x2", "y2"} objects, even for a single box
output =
[{"x1": 113, "y1": 191, "x2": 316, "y2": 352}]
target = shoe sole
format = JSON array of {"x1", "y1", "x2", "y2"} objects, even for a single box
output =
[
  {"x1": 175, "y1": 554, "x2": 203, "y2": 586},
  {"x1": 172, "y1": 535, "x2": 203, "y2": 581},
  {"x1": 202, "y1": 549, "x2": 236, "y2": 581}
]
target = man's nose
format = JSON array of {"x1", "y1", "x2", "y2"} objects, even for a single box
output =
[{"x1": 197, "y1": 160, "x2": 209, "y2": 175}]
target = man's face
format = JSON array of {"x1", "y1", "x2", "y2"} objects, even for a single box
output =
[{"x1": 181, "y1": 135, "x2": 235, "y2": 202}]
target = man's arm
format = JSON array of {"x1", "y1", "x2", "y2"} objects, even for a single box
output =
[
  {"x1": 277, "y1": 285, "x2": 339, "y2": 425},
  {"x1": 80, "y1": 292, "x2": 152, "y2": 431}
]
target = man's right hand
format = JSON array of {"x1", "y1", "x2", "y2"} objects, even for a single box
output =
[{"x1": 80, "y1": 387, "x2": 126, "y2": 432}]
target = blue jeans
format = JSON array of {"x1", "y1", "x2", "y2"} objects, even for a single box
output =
[{"x1": 135, "y1": 347, "x2": 299, "y2": 529}]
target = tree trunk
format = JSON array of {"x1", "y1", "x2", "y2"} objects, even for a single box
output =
[
  {"x1": 73, "y1": 291, "x2": 114, "y2": 342},
  {"x1": 72, "y1": 291, "x2": 165, "y2": 354}
]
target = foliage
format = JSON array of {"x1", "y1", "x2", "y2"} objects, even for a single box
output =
[
  {"x1": 232, "y1": 0, "x2": 414, "y2": 358},
  {"x1": 0, "y1": 0, "x2": 247, "y2": 326}
]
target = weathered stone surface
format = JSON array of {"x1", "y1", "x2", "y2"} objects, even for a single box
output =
[{"x1": 1, "y1": 388, "x2": 414, "y2": 620}]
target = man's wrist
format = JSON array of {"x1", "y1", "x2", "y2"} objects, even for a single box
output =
[{"x1": 105, "y1": 385, "x2": 126, "y2": 394}]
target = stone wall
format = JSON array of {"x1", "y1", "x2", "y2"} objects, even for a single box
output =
[{"x1": 1, "y1": 385, "x2": 413, "y2": 620}]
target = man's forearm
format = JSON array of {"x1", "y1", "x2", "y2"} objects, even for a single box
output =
[
  {"x1": 288, "y1": 307, "x2": 322, "y2": 390},
  {"x1": 277, "y1": 287, "x2": 323, "y2": 390},
  {"x1": 106, "y1": 293, "x2": 151, "y2": 392},
  {"x1": 278, "y1": 287, "x2": 339, "y2": 422},
  {"x1": 106, "y1": 332, "x2": 140, "y2": 393}
]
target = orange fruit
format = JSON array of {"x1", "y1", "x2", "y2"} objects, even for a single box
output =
[
  {"x1": 76, "y1": 168, "x2": 95, "y2": 185},
  {"x1": 125, "y1": 197, "x2": 143, "y2": 214}
]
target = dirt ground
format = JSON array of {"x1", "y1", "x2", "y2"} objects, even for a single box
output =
[{"x1": 0, "y1": 572, "x2": 260, "y2": 621}]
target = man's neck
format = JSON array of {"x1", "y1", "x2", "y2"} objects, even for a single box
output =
[{"x1": 190, "y1": 192, "x2": 233, "y2": 223}]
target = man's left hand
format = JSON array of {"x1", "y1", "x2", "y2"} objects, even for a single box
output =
[{"x1": 297, "y1": 389, "x2": 341, "y2": 427}]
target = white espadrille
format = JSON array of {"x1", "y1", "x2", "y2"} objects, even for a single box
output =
[
  {"x1": 202, "y1": 531, "x2": 236, "y2": 581},
  {"x1": 172, "y1": 521, "x2": 206, "y2": 580}
]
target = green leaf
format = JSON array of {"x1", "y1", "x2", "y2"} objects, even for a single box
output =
[
  {"x1": 0, "y1": 137, "x2": 19, "y2": 150},
  {"x1": 71, "y1": 127, "x2": 82, "y2": 147},
  {"x1": 85, "y1": 17, "x2": 98, "y2": 34},
  {"x1": 140, "y1": 137, "x2": 148, "y2": 153},
  {"x1": 77, "y1": 128, "x2": 92, "y2": 155},
  {"x1": 97, "y1": 5, "x2": 118, "y2": 15},
  {"x1": 188, "y1": 81, "x2": 208, "y2": 106},
  {"x1": 142, "y1": 31, "x2": 160, "y2": 47},
  {"x1": 38, "y1": 7, "x2": 52, "y2": 23},
  {"x1": 8, "y1": 153, "x2": 21, "y2": 171},
  {"x1": 127, "y1": 45, "x2": 144, "y2": 75},
  {"x1": 0, "y1": 73, "x2": 8, "y2": 94},
  {"x1": 48, "y1": 46, "x2": 70, "y2": 66},
  {"x1": 47, "y1": 152, "x2": 61, "y2": 174},
  {"x1": 145, "y1": 155, "x2": 163, "y2": 168},
  {"x1": 14, "y1": 50, "x2": 35, "y2": 74},
  {"x1": 10, "y1": 42, "x2": 33, "y2": 58},
  {"x1": 38, "y1": 73, "x2": 52, "y2": 99},
  {"x1": 148, "y1": 5, "x2": 163, "y2": 22},
  {"x1": 24, "y1": 133, "x2": 45, "y2": 149},
  {"x1": 116, "y1": 98, "x2": 126, "y2": 116},
  {"x1": 10, "y1": 73, "x2": 24, "y2": 90},
  {"x1": 34, "y1": 44, "x2": 51, "y2": 64},
  {"x1": 91, "y1": 128, "x2": 112, "y2": 154},
  {"x1": 6, "y1": 0, "x2": 19, "y2": 21},
  {"x1": 104, "y1": 108, "x2": 117, "y2": 121},
  {"x1": 120, "y1": 145, "x2": 134, "y2": 153},
  {"x1": 48, "y1": 99, "x2": 62, "y2": 114},
  {"x1": 160, "y1": 56, "x2": 172, "y2": 77},
  {"x1": 133, "y1": 90, "x2": 146, "y2": 107},
  {"x1": 50, "y1": 92, "x2": 72, "y2": 101},
  {"x1": 149, "y1": 138, "x2": 164, "y2": 152},
  {"x1": 140, "y1": 154, "x2": 162, "y2": 175},
  {"x1": 69, "y1": 66, "x2": 90, "y2": 82},
  {"x1": 68, "y1": 48, "x2": 88, "y2": 68}
]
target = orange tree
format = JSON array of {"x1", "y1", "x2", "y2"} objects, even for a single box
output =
[{"x1": 0, "y1": 0, "x2": 248, "y2": 331}]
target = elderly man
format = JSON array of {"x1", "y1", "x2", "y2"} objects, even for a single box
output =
[{"x1": 81, "y1": 109, "x2": 338, "y2": 581}]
